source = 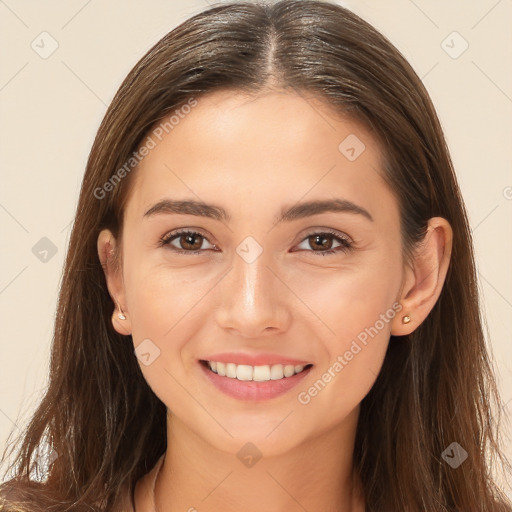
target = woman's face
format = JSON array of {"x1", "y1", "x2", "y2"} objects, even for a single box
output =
[{"x1": 104, "y1": 89, "x2": 411, "y2": 456}]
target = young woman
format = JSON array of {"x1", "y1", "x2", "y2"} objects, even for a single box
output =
[{"x1": 1, "y1": 1, "x2": 510, "y2": 510}]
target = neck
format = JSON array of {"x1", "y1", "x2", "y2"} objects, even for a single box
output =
[{"x1": 153, "y1": 408, "x2": 364, "y2": 512}]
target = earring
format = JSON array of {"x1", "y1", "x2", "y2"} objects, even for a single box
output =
[
  {"x1": 402, "y1": 315, "x2": 411, "y2": 324},
  {"x1": 114, "y1": 299, "x2": 126, "y2": 320}
]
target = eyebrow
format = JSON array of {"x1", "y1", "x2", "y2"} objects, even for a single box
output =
[{"x1": 143, "y1": 198, "x2": 374, "y2": 223}]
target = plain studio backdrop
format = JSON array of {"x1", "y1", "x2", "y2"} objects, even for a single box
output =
[{"x1": 0, "y1": 0, "x2": 511, "y2": 497}]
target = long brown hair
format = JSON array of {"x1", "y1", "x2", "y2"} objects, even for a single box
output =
[{"x1": 1, "y1": 1, "x2": 510, "y2": 510}]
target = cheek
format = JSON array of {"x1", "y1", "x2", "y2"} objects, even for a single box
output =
[
  {"x1": 121, "y1": 233, "x2": 207, "y2": 333},
  {"x1": 293, "y1": 248, "x2": 402, "y2": 411},
  {"x1": 123, "y1": 257, "x2": 221, "y2": 388},
  {"x1": 126, "y1": 267, "x2": 206, "y2": 342},
  {"x1": 123, "y1": 266, "x2": 208, "y2": 409},
  {"x1": 291, "y1": 243, "x2": 402, "y2": 340}
]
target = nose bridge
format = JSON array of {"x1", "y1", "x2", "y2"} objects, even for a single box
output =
[
  {"x1": 215, "y1": 237, "x2": 286, "y2": 336},
  {"x1": 236, "y1": 247, "x2": 270, "y2": 308}
]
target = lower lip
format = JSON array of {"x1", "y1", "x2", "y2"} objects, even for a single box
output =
[{"x1": 199, "y1": 361, "x2": 313, "y2": 401}]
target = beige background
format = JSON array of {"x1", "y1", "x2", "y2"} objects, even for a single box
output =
[{"x1": 0, "y1": 0, "x2": 511, "y2": 495}]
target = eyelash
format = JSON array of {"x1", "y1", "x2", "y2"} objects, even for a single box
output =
[{"x1": 158, "y1": 228, "x2": 353, "y2": 256}]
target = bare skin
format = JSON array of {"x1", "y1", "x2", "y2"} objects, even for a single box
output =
[{"x1": 98, "y1": 89, "x2": 452, "y2": 512}]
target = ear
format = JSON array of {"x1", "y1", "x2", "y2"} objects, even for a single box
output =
[
  {"x1": 391, "y1": 217, "x2": 453, "y2": 335},
  {"x1": 97, "y1": 229, "x2": 132, "y2": 336}
]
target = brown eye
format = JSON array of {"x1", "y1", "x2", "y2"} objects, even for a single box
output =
[
  {"x1": 160, "y1": 230, "x2": 216, "y2": 253},
  {"x1": 309, "y1": 234, "x2": 335, "y2": 251},
  {"x1": 295, "y1": 230, "x2": 353, "y2": 256}
]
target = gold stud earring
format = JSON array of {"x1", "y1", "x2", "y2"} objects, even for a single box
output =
[{"x1": 402, "y1": 315, "x2": 411, "y2": 324}]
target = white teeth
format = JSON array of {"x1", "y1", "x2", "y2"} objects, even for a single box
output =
[
  {"x1": 270, "y1": 364, "x2": 284, "y2": 380},
  {"x1": 253, "y1": 365, "x2": 270, "y2": 382},
  {"x1": 283, "y1": 365, "x2": 295, "y2": 377},
  {"x1": 206, "y1": 361, "x2": 308, "y2": 381},
  {"x1": 226, "y1": 363, "x2": 237, "y2": 378},
  {"x1": 236, "y1": 364, "x2": 253, "y2": 381},
  {"x1": 216, "y1": 362, "x2": 226, "y2": 376}
]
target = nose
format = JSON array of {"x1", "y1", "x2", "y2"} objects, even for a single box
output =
[{"x1": 214, "y1": 246, "x2": 291, "y2": 339}]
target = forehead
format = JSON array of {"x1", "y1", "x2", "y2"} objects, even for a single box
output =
[{"x1": 124, "y1": 89, "x2": 397, "y2": 226}]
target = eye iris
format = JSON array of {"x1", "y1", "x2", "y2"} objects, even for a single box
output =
[
  {"x1": 310, "y1": 234, "x2": 333, "y2": 251},
  {"x1": 181, "y1": 233, "x2": 202, "y2": 250}
]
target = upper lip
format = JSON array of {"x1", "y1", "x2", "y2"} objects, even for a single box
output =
[{"x1": 201, "y1": 353, "x2": 312, "y2": 367}]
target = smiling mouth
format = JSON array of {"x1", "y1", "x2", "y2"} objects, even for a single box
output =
[{"x1": 200, "y1": 360, "x2": 313, "y2": 382}]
